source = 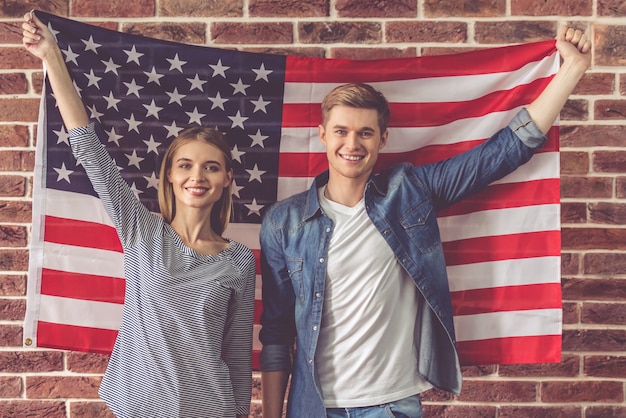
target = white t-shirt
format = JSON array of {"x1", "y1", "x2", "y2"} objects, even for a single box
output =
[{"x1": 315, "y1": 186, "x2": 432, "y2": 408}]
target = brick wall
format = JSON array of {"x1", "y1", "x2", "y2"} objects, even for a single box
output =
[{"x1": 1, "y1": 0, "x2": 625, "y2": 417}]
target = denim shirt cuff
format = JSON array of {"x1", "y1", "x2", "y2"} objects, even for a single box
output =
[
  {"x1": 260, "y1": 344, "x2": 293, "y2": 372},
  {"x1": 507, "y1": 108, "x2": 547, "y2": 150}
]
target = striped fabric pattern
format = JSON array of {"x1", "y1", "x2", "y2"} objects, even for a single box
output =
[{"x1": 68, "y1": 124, "x2": 256, "y2": 417}]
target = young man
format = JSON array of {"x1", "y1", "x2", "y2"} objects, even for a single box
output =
[{"x1": 259, "y1": 26, "x2": 591, "y2": 418}]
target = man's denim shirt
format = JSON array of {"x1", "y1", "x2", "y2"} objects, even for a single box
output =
[{"x1": 259, "y1": 109, "x2": 546, "y2": 417}]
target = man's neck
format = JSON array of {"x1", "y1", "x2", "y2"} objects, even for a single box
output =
[{"x1": 324, "y1": 176, "x2": 368, "y2": 208}]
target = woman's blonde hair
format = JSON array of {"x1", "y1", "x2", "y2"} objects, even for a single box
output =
[
  {"x1": 321, "y1": 83, "x2": 391, "y2": 132},
  {"x1": 157, "y1": 127, "x2": 233, "y2": 236}
]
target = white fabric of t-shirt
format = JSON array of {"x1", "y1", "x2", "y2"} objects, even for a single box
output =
[{"x1": 315, "y1": 186, "x2": 432, "y2": 408}]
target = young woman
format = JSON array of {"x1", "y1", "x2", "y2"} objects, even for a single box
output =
[{"x1": 23, "y1": 12, "x2": 255, "y2": 418}]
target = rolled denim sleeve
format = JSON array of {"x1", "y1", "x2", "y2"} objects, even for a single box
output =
[
  {"x1": 508, "y1": 107, "x2": 548, "y2": 149},
  {"x1": 258, "y1": 207, "x2": 297, "y2": 372}
]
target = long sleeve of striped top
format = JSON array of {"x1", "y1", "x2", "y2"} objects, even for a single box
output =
[{"x1": 68, "y1": 123, "x2": 256, "y2": 417}]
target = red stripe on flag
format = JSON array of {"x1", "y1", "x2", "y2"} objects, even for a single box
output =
[
  {"x1": 44, "y1": 215, "x2": 122, "y2": 253},
  {"x1": 443, "y1": 231, "x2": 561, "y2": 266},
  {"x1": 40, "y1": 268, "x2": 125, "y2": 304},
  {"x1": 254, "y1": 299, "x2": 264, "y2": 324},
  {"x1": 456, "y1": 334, "x2": 561, "y2": 365},
  {"x1": 451, "y1": 283, "x2": 562, "y2": 316},
  {"x1": 284, "y1": 41, "x2": 556, "y2": 82},
  {"x1": 37, "y1": 321, "x2": 117, "y2": 355},
  {"x1": 438, "y1": 179, "x2": 560, "y2": 217}
]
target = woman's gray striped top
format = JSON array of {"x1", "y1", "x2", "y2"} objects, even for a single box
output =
[{"x1": 68, "y1": 124, "x2": 256, "y2": 417}]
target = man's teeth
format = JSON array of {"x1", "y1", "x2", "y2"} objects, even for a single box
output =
[{"x1": 342, "y1": 154, "x2": 363, "y2": 161}]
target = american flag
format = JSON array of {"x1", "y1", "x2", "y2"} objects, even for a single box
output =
[{"x1": 25, "y1": 10, "x2": 562, "y2": 367}]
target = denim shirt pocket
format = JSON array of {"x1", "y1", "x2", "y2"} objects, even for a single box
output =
[
  {"x1": 286, "y1": 257, "x2": 305, "y2": 303},
  {"x1": 399, "y1": 200, "x2": 440, "y2": 254}
]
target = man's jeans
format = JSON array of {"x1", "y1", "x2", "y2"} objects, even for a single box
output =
[{"x1": 326, "y1": 395, "x2": 423, "y2": 418}]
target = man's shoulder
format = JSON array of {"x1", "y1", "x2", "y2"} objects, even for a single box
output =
[{"x1": 264, "y1": 189, "x2": 310, "y2": 219}]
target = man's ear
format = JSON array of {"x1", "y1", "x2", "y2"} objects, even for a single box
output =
[
  {"x1": 379, "y1": 129, "x2": 389, "y2": 149},
  {"x1": 318, "y1": 124, "x2": 327, "y2": 146}
]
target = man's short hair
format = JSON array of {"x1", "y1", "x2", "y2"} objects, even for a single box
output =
[{"x1": 321, "y1": 83, "x2": 391, "y2": 132}]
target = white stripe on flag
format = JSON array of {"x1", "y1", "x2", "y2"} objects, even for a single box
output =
[
  {"x1": 43, "y1": 241, "x2": 125, "y2": 278},
  {"x1": 453, "y1": 308, "x2": 562, "y2": 342},
  {"x1": 438, "y1": 204, "x2": 560, "y2": 242},
  {"x1": 39, "y1": 294, "x2": 123, "y2": 330},
  {"x1": 446, "y1": 256, "x2": 561, "y2": 292}
]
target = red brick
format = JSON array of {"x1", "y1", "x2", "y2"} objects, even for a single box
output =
[
  {"x1": 584, "y1": 254, "x2": 626, "y2": 275},
  {"x1": 561, "y1": 202, "x2": 587, "y2": 223},
  {"x1": 250, "y1": 0, "x2": 329, "y2": 17},
  {"x1": 499, "y1": 406, "x2": 582, "y2": 418},
  {"x1": 0, "y1": 249, "x2": 29, "y2": 271},
  {"x1": 386, "y1": 21, "x2": 467, "y2": 43},
  {"x1": 0, "y1": 2, "x2": 68, "y2": 19},
  {"x1": 564, "y1": 278, "x2": 626, "y2": 301},
  {"x1": 541, "y1": 380, "x2": 623, "y2": 402},
  {"x1": 587, "y1": 407, "x2": 626, "y2": 418},
  {"x1": 0, "y1": 176, "x2": 27, "y2": 197},
  {"x1": 424, "y1": 404, "x2": 496, "y2": 417},
  {"x1": 595, "y1": 100, "x2": 626, "y2": 120},
  {"x1": 0, "y1": 225, "x2": 28, "y2": 247},
  {"x1": 561, "y1": 99, "x2": 589, "y2": 121},
  {"x1": 560, "y1": 176, "x2": 613, "y2": 199},
  {"x1": 585, "y1": 355, "x2": 626, "y2": 378},
  {"x1": 0, "y1": 201, "x2": 32, "y2": 223},
  {"x1": 329, "y1": 47, "x2": 417, "y2": 60},
  {"x1": 422, "y1": 46, "x2": 484, "y2": 56},
  {"x1": 0, "y1": 125, "x2": 29, "y2": 147},
  {"x1": 0, "y1": 73, "x2": 28, "y2": 95},
  {"x1": 421, "y1": 387, "x2": 454, "y2": 402},
  {"x1": 498, "y1": 354, "x2": 579, "y2": 377},
  {"x1": 563, "y1": 329, "x2": 626, "y2": 352},
  {"x1": 0, "y1": 22, "x2": 23, "y2": 44},
  {"x1": 0, "y1": 298, "x2": 25, "y2": 320},
  {"x1": 121, "y1": 22, "x2": 206, "y2": 44},
  {"x1": 562, "y1": 301, "x2": 580, "y2": 324},
  {"x1": 583, "y1": 303, "x2": 626, "y2": 325},
  {"x1": 572, "y1": 72, "x2": 615, "y2": 95},
  {"x1": 618, "y1": 176, "x2": 626, "y2": 199},
  {"x1": 561, "y1": 253, "x2": 580, "y2": 275},
  {"x1": 621, "y1": 74, "x2": 626, "y2": 95},
  {"x1": 298, "y1": 21, "x2": 380, "y2": 44},
  {"x1": 598, "y1": 0, "x2": 626, "y2": 15},
  {"x1": 560, "y1": 125, "x2": 626, "y2": 147},
  {"x1": 212, "y1": 22, "x2": 293, "y2": 44},
  {"x1": 595, "y1": 25, "x2": 626, "y2": 66},
  {"x1": 475, "y1": 21, "x2": 556, "y2": 44},
  {"x1": 0, "y1": 98, "x2": 40, "y2": 122},
  {"x1": 0, "y1": 324, "x2": 22, "y2": 347},
  {"x1": 244, "y1": 46, "x2": 326, "y2": 58},
  {"x1": 67, "y1": 352, "x2": 110, "y2": 373},
  {"x1": 589, "y1": 202, "x2": 626, "y2": 224},
  {"x1": 0, "y1": 376, "x2": 21, "y2": 397},
  {"x1": 562, "y1": 228, "x2": 626, "y2": 250},
  {"x1": 0, "y1": 47, "x2": 42, "y2": 70},
  {"x1": 593, "y1": 150, "x2": 626, "y2": 173},
  {"x1": 0, "y1": 151, "x2": 35, "y2": 171},
  {"x1": 425, "y1": 0, "x2": 505, "y2": 17},
  {"x1": 26, "y1": 376, "x2": 101, "y2": 399},
  {"x1": 456, "y1": 381, "x2": 537, "y2": 402},
  {"x1": 0, "y1": 274, "x2": 26, "y2": 296},
  {"x1": 461, "y1": 364, "x2": 497, "y2": 377},
  {"x1": 0, "y1": 351, "x2": 63, "y2": 373},
  {"x1": 560, "y1": 151, "x2": 589, "y2": 174},
  {"x1": 336, "y1": 0, "x2": 416, "y2": 17},
  {"x1": 70, "y1": 401, "x2": 115, "y2": 418},
  {"x1": 159, "y1": 0, "x2": 242, "y2": 17},
  {"x1": 73, "y1": 0, "x2": 156, "y2": 17},
  {"x1": 0, "y1": 401, "x2": 65, "y2": 418},
  {"x1": 511, "y1": 0, "x2": 592, "y2": 16}
]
